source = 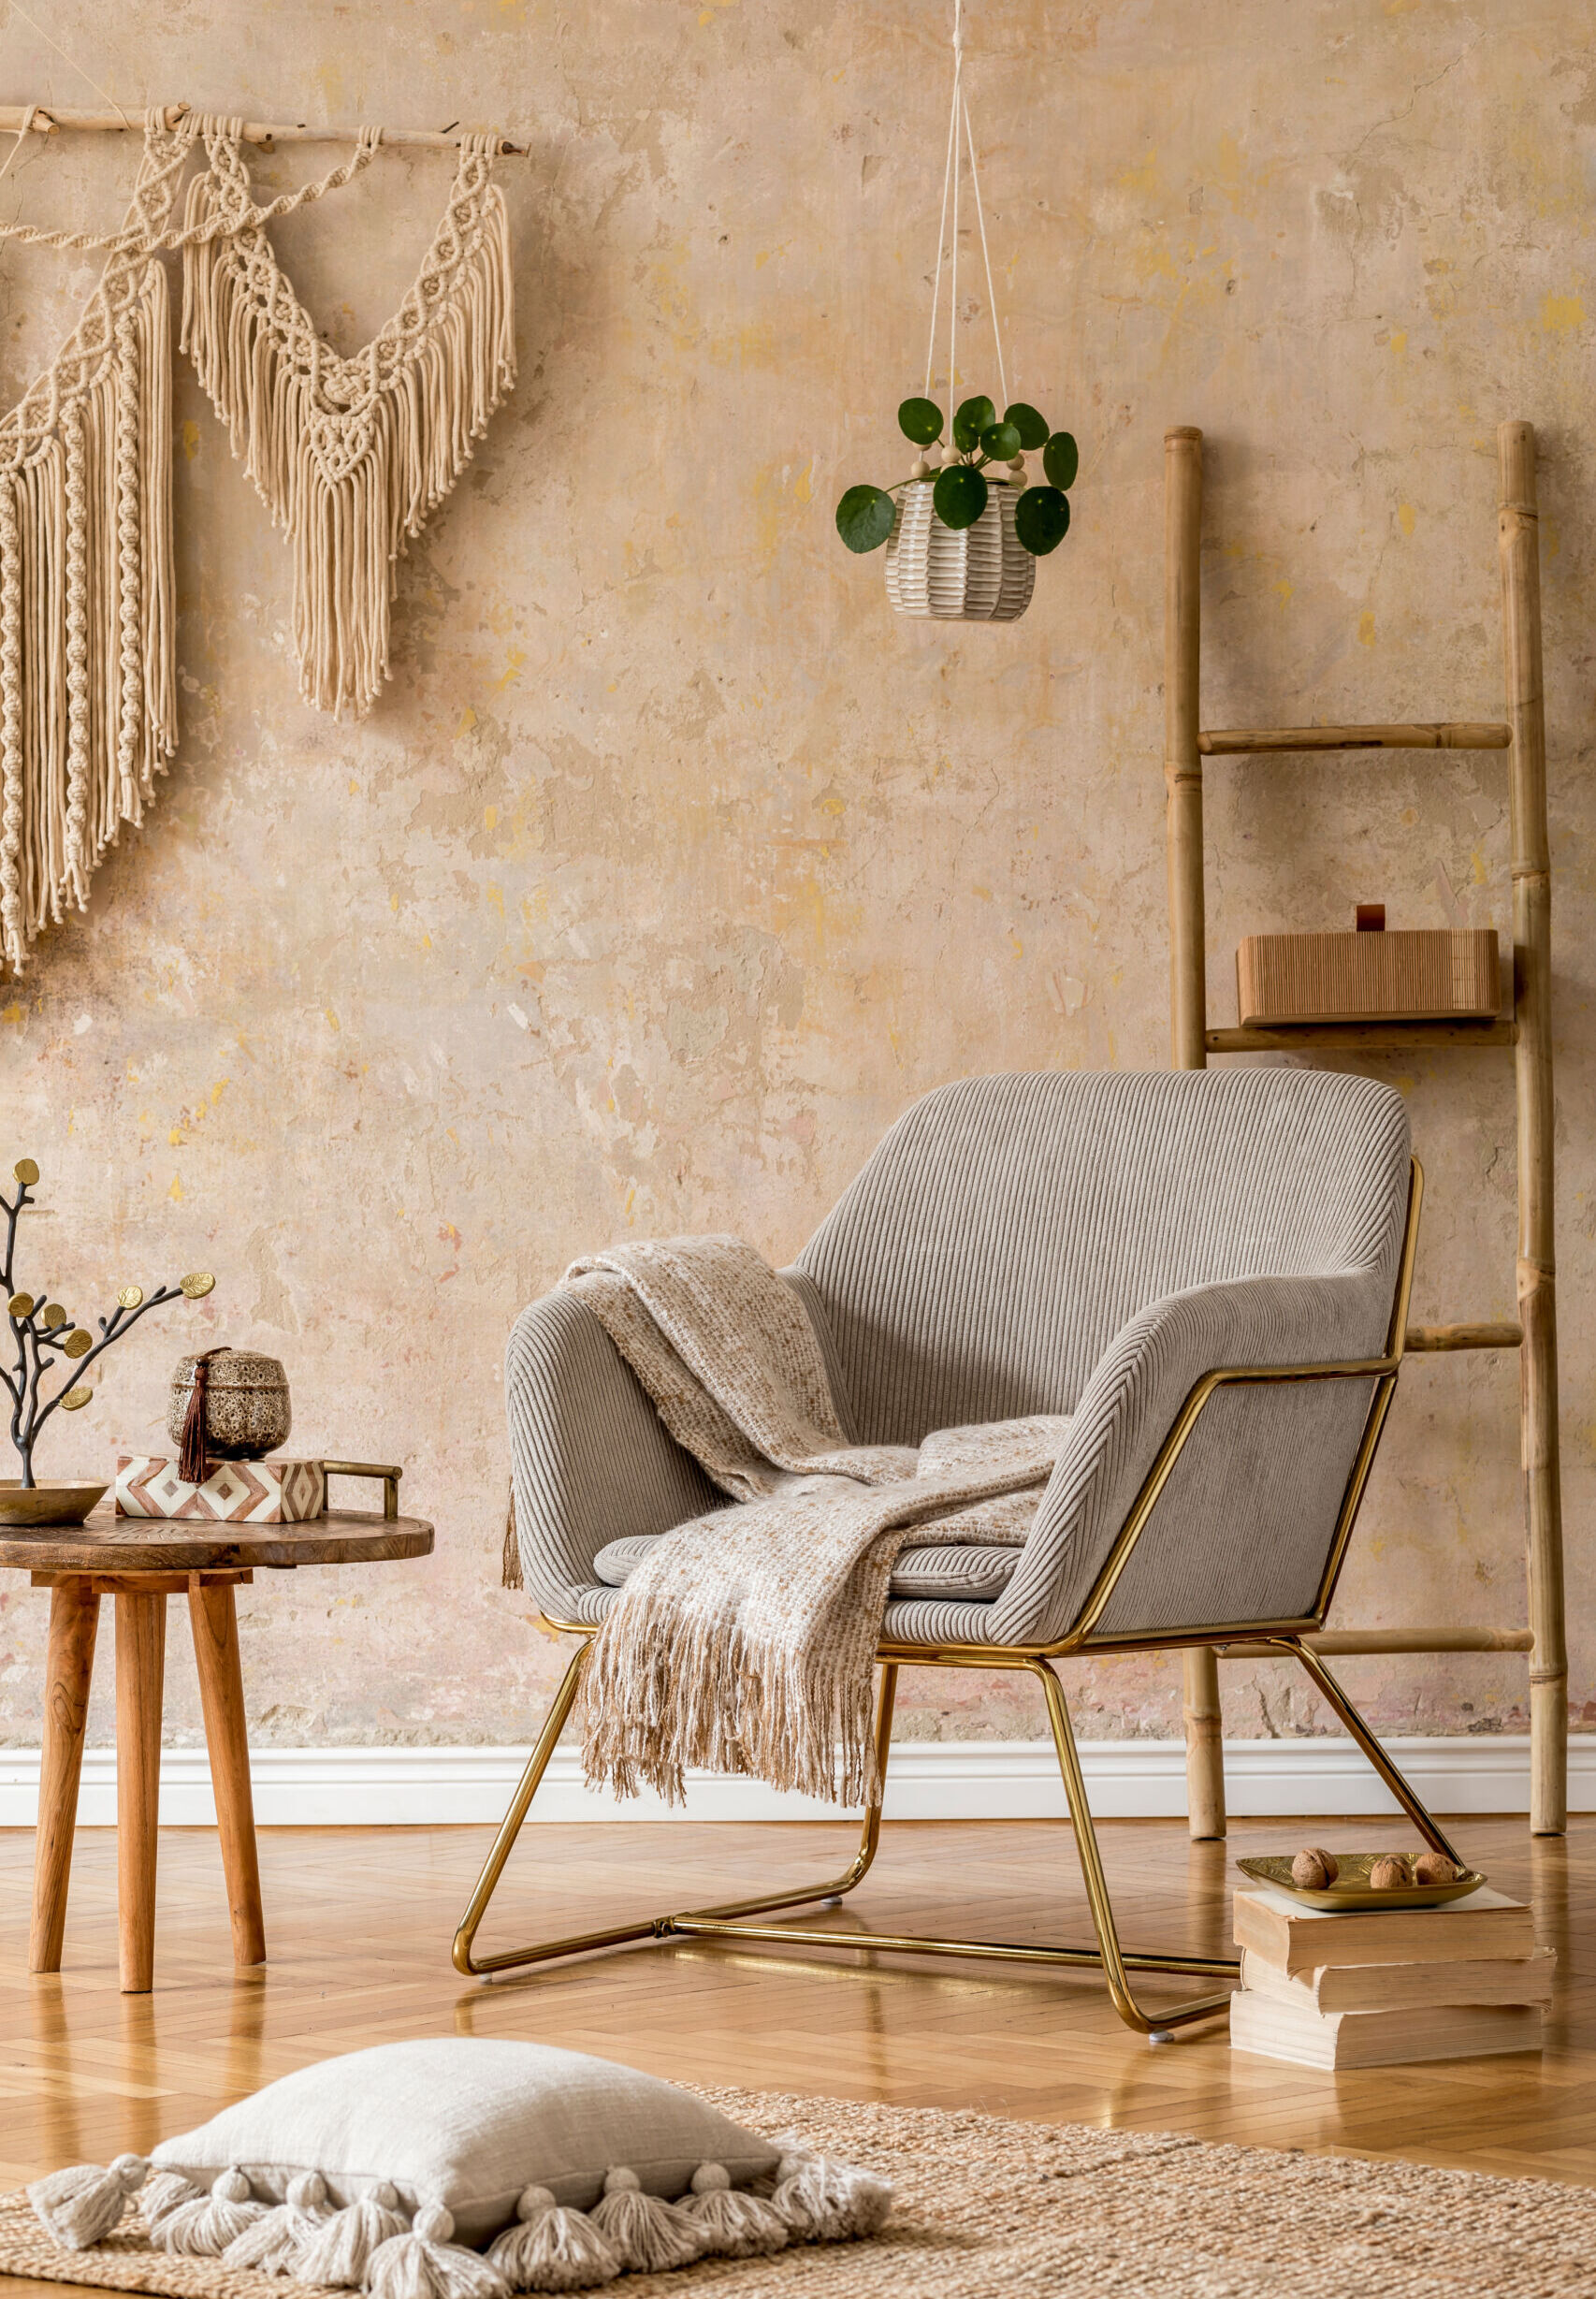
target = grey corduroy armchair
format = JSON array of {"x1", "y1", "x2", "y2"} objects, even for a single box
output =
[{"x1": 457, "y1": 1069, "x2": 1458, "y2": 2035}]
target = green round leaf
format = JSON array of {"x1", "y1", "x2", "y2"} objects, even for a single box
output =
[
  {"x1": 835, "y1": 484, "x2": 898, "y2": 554},
  {"x1": 951, "y1": 395, "x2": 996, "y2": 453},
  {"x1": 897, "y1": 397, "x2": 944, "y2": 446},
  {"x1": 1042, "y1": 430, "x2": 1080, "y2": 490},
  {"x1": 980, "y1": 421, "x2": 1022, "y2": 463},
  {"x1": 1014, "y1": 485, "x2": 1071, "y2": 556},
  {"x1": 933, "y1": 463, "x2": 990, "y2": 530},
  {"x1": 1005, "y1": 402, "x2": 1050, "y2": 452}
]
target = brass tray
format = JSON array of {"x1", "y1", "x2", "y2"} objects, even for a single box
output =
[{"x1": 1236, "y1": 1853, "x2": 1487, "y2": 1913}]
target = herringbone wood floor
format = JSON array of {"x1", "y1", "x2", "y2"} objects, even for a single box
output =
[{"x1": 3, "y1": 1812, "x2": 1591, "y2": 2280}]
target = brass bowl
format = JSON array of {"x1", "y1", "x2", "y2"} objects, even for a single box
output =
[
  {"x1": 0, "y1": 1479, "x2": 109, "y2": 1526},
  {"x1": 1236, "y1": 1852, "x2": 1487, "y2": 1912}
]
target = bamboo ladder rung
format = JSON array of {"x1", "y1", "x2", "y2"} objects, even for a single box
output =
[
  {"x1": 1197, "y1": 722, "x2": 1512, "y2": 755},
  {"x1": 1206, "y1": 1020, "x2": 1517, "y2": 1053},
  {"x1": 1405, "y1": 1321, "x2": 1523, "y2": 1352},
  {"x1": 1220, "y1": 1627, "x2": 1535, "y2": 1659}
]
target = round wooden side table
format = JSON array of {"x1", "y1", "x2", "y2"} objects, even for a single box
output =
[{"x1": 5, "y1": 1469, "x2": 433, "y2": 1993}]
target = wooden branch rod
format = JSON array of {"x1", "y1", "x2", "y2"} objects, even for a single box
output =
[
  {"x1": 1199, "y1": 722, "x2": 1511, "y2": 755},
  {"x1": 1406, "y1": 1321, "x2": 1523, "y2": 1352},
  {"x1": 1220, "y1": 1627, "x2": 1534, "y2": 1658},
  {"x1": 0, "y1": 103, "x2": 522, "y2": 154}
]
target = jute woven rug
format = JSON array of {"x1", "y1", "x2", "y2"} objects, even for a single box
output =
[{"x1": 4, "y1": 2088, "x2": 1592, "y2": 2299}]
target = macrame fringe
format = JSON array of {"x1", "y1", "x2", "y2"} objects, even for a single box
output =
[
  {"x1": 181, "y1": 128, "x2": 515, "y2": 721},
  {"x1": 0, "y1": 113, "x2": 181, "y2": 976}
]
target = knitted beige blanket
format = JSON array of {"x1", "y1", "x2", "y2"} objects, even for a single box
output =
[{"x1": 565, "y1": 1237, "x2": 1066, "y2": 1806}]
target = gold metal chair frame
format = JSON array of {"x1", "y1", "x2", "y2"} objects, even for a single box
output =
[{"x1": 457, "y1": 1161, "x2": 1459, "y2": 2035}]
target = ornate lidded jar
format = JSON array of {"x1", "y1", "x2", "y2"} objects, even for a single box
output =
[{"x1": 168, "y1": 1350, "x2": 292, "y2": 1462}]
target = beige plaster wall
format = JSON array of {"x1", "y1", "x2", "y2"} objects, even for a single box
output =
[{"x1": 0, "y1": 0, "x2": 1590, "y2": 1760}]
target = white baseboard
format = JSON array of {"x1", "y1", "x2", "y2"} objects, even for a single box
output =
[{"x1": 0, "y1": 1734, "x2": 1588, "y2": 1827}]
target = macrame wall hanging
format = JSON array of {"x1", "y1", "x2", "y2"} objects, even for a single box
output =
[
  {"x1": 0, "y1": 100, "x2": 518, "y2": 970},
  {"x1": 181, "y1": 122, "x2": 515, "y2": 720},
  {"x1": 0, "y1": 109, "x2": 185, "y2": 975}
]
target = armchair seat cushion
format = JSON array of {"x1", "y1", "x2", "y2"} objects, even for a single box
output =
[{"x1": 593, "y1": 1532, "x2": 1019, "y2": 1604}]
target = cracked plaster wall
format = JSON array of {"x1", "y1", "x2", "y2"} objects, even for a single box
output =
[{"x1": 0, "y1": 0, "x2": 1591, "y2": 1766}]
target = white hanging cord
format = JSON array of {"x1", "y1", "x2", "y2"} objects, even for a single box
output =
[
  {"x1": 921, "y1": 55, "x2": 959, "y2": 397},
  {"x1": 946, "y1": 0, "x2": 962, "y2": 415},
  {"x1": 962, "y1": 95, "x2": 1007, "y2": 412}
]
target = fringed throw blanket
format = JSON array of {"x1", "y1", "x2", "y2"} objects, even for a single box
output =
[
  {"x1": 0, "y1": 111, "x2": 188, "y2": 973},
  {"x1": 565, "y1": 1238, "x2": 1067, "y2": 1807},
  {"x1": 181, "y1": 122, "x2": 515, "y2": 720}
]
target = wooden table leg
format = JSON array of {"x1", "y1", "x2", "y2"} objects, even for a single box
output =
[
  {"x1": 115, "y1": 1591, "x2": 167, "y2": 1994},
  {"x1": 189, "y1": 1579, "x2": 266, "y2": 1967},
  {"x1": 29, "y1": 1579, "x2": 100, "y2": 1972}
]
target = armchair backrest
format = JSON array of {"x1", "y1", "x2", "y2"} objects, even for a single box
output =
[{"x1": 794, "y1": 1069, "x2": 1410, "y2": 1447}]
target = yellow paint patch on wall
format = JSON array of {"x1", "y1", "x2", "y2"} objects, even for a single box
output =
[
  {"x1": 1275, "y1": 577, "x2": 1293, "y2": 609},
  {"x1": 1399, "y1": 503, "x2": 1416, "y2": 535},
  {"x1": 457, "y1": 706, "x2": 477, "y2": 735},
  {"x1": 1357, "y1": 610, "x2": 1376, "y2": 647},
  {"x1": 181, "y1": 420, "x2": 200, "y2": 461},
  {"x1": 1541, "y1": 294, "x2": 1586, "y2": 332},
  {"x1": 492, "y1": 649, "x2": 526, "y2": 692}
]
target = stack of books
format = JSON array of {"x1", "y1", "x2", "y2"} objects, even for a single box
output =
[{"x1": 1229, "y1": 1881, "x2": 1553, "y2": 2068}]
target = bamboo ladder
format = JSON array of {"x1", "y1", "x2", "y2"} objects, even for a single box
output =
[{"x1": 1163, "y1": 420, "x2": 1566, "y2": 1840}]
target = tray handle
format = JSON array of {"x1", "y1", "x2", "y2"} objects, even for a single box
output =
[{"x1": 321, "y1": 1460, "x2": 403, "y2": 1521}]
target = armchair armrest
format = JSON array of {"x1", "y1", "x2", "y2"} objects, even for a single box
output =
[
  {"x1": 504, "y1": 1289, "x2": 723, "y2": 1619},
  {"x1": 992, "y1": 1256, "x2": 1407, "y2": 1650}
]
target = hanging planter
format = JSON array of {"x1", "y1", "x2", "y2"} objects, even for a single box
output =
[{"x1": 834, "y1": 3, "x2": 1079, "y2": 623}]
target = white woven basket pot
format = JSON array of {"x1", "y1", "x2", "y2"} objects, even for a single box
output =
[{"x1": 884, "y1": 480, "x2": 1036, "y2": 622}]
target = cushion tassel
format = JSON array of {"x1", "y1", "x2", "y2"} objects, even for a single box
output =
[
  {"x1": 141, "y1": 2172, "x2": 206, "y2": 2238},
  {"x1": 153, "y1": 2167, "x2": 267, "y2": 2256},
  {"x1": 294, "y1": 2181, "x2": 410, "y2": 2288},
  {"x1": 588, "y1": 2168, "x2": 704, "y2": 2276},
  {"x1": 772, "y1": 2147, "x2": 892, "y2": 2242},
  {"x1": 485, "y1": 2185, "x2": 619, "y2": 2293},
  {"x1": 682, "y1": 2162, "x2": 790, "y2": 2260},
  {"x1": 224, "y1": 2171, "x2": 335, "y2": 2275},
  {"x1": 26, "y1": 2155, "x2": 149, "y2": 2250},
  {"x1": 364, "y1": 2203, "x2": 509, "y2": 2299}
]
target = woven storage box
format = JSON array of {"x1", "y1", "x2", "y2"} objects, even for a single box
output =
[
  {"x1": 116, "y1": 1455, "x2": 326, "y2": 1522},
  {"x1": 1236, "y1": 928, "x2": 1499, "y2": 1027},
  {"x1": 885, "y1": 478, "x2": 1035, "y2": 622}
]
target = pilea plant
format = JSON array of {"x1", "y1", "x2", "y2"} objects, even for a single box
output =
[{"x1": 836, "y1": 395, "x2": 1079, "y2": 558}]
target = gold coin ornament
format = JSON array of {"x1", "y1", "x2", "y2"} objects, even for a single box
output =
[{"x1": 0, "y1": 1158, "x2": 219, "y2": 1487}]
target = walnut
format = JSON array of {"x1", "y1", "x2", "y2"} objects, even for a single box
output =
[
  {"x1": 1413, "y1": 1852, "x2": 1460, "y2": 1885},
  {"x1": 1369, "y1": 1854, "x2": 1414, "y2": 1890},
  {"x1": 1290, "y1": 1846, "x2": 1341, "y2": 1888}
]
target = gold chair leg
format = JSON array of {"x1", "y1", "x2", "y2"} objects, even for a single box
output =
[
  {"x1": 1274, "y1": 1638, "x2": 1466, "y2": 1870},
  {"x1": 1031, "y1": 1658, "x2": 1235, "y2": 2037},
  {"x1": 452, "y1": 1648, "x2": 899, "y2": 1979}
]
